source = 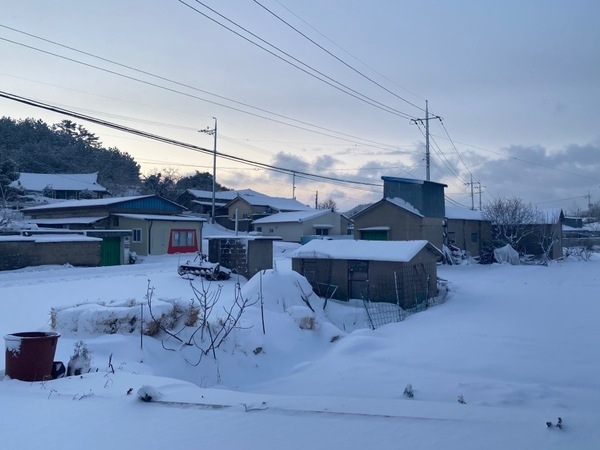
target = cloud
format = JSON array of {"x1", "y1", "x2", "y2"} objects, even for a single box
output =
[{"x1": 462, "y1": 143, "x2": 600, "y2": 210}]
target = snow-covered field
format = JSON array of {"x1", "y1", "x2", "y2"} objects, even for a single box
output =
[{"x1": 1, "y1": 244, "x2": 599, "y2": 450}]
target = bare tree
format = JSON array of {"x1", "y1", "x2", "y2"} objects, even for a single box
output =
[
  {"x1": 535, "y1": 209, "x2": 561, "y2": 264},
  {"x1": 145, "y1": 278, "x2": 256, "y2": 365},
  {"x1": 482, "y1": 197, "x2": 542, "y2": 252},
  {"x1": 317, "y1": 197, "x2": 337, "y2": 211},
  {"x1": 483, "y1": 197, "x2": 563, "y2": 262}
]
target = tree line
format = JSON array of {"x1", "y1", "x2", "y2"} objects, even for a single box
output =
[{"x1": 0, "y1": 117, "x2": 228, "y2": 203}]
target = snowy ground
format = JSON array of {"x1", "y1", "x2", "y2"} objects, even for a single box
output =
[{"x1": 1, "y1": 241, "x2": 599, "y2": 449}]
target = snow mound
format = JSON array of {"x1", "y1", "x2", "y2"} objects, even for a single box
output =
[
  {"x1": 137, "y1": 385, "x2": 163, "y2": 402},
  {"x1": 51, "y1": 298, "x2": 197, "y2": 336},
  {"x1": 242, "y1": 269, "x2": 325, "y2": 314}
]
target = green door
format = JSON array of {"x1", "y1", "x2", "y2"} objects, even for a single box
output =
[
  {"x1": 100, "y1": 237, "x2": 121, "y2": 266},
  {"x1": 360, "y1": 230, "x2": 388, "y2": 240}
]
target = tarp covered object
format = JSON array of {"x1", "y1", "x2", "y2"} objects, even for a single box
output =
[{"x1": 493, "y1": 244, "x2": 520, "y2": 265}]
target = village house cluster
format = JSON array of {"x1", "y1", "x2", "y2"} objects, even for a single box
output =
[{"x1": 1, "y1": 172, "x2": 571, "y2": 308}]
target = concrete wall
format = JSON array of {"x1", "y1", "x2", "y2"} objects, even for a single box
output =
[{"x1": 0, "y1": 239, "x2": 101, "y2": 271}]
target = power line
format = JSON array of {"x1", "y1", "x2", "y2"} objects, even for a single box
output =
[
  {"x1": 271, "y1": 0, "x2": 425, "y2": 103},
  {"x1": 0, "y1": 25, "x2": 401, "y2": 150},
  {"x1": 252, "y1": 0, "x2": 425, "y2": 112},
  {"x1": 0, "y1": 91, "x2": 384, "y2": 193},
  {"x1": 438, "y1": 118, "x2": 472, "y2": 177},
  {"x1": 178, "y1": 0, "x2": 417, "y2": 120}
]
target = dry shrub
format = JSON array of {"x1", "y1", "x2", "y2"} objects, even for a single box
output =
[
  {"x1": 330, "y1": 335, "x2": 341, "y2": 343},
  {"x1": 49, "y1": 308, "x2": 58, "y2": 329},
  {"x1": 184, "y1": 304, "x2": 200, "y2": 327},
  {"x1": 298, "y1": 316, "x2": 316, "y2": 330},
  {"x1": 144, "y1": 320, "x2": 161, "y2": 336}
]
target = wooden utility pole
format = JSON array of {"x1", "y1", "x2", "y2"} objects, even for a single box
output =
[
  {"x1": 410, "y1": 100, "x2": 439, "y2": 181},
  {"x1": 200, "y1": 117, "x2": 217, "y2": 223}
]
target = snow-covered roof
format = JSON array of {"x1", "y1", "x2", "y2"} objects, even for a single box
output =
[
  {"x1": 187, "y1": 188, "x2": 264, "y2": 201},
  {"x1": 115, "y1": 214, "x2": 206, "y2": 222},
  {"x1": 20, "y1": 195, "x2": 187, "y2": 212},
  {"x1": 22, "y1": 195, "x2": 154, "y2": 211},
  {"x1": 252, "y1": 209, "x2": 330, "y2": 224},
  {"x1": 288, "y1": 239, "x2": 441, "y2": 262},
  {"x1": 381, "y1": 176, "x2": 448, "y2": 188},
  {"x1": 0, "y1": 234, "x2": 102, "y2": 243},
  {"x1": 10, "y1": 172, "x2": 107, "y2": 192},
  {"x1": 191, "y1": 200, "x2": 228, "y2": 207},
  {"x1": 229, "y1": 194, "x2": 312, "y2": 211},
  {"x1": 539, "y1": 208, "x2": 563, "y2": 225},
  {"x1": 27, "y1": 216, "x2": 108, "y2": 225},
  {"x1": 445, "y1": 206, "x2": 486, "y2": 221},
  {"x1": 385, "y1": 197, "x2": 423, "y2": 217}
]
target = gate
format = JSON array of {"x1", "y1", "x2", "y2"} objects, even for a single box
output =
[{"x1": 100, "y1": 236, "x2": 121, "y2": 266}]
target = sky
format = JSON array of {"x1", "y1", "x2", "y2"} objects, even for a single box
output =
[
  {"x1": 1, "y1": 236, "x2": 600, "y2": 449},
  {"x1": 1, "y1": 0, "x2": 599, "y2": 213}
]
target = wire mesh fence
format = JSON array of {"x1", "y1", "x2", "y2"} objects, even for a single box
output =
[{"x1": 359, "y1": 268, "x2": 448, "y2": 330}]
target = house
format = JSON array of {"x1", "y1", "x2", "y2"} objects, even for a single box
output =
[
  {"x1": 220, "y1": 192, "x2": 312, "y2": 232},
  {"x1": 289, "y1": 239, "x2": 442, "y2": 309},
  {"x1": 10, "y1": 172, "x2": 108, "y2": 199},
  {"x1": 563, "y1": 216, "x2": 583, "y2": 229},
  {"x1": 352, "y1": 197, "x2": 445, "y2": 249},
  {"x1": 178, "y1": 188, "x2": 313, "y2": 231},
  {"x1": 351, "y1": 177, "x2": 447, "y2": 249},
  {"x1": 445, "y1": 206, "x2": 492, "y2": 257},
  {"x1": 21, "y1": 195, "x2": 205, "y2": 258},
  {"x1": 251, "y1": 209, "x2": 351, "y2": 243},
  {"x1": 177, "y1": 188, "x2": 264, "y2": 215}
]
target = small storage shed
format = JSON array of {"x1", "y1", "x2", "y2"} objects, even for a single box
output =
[
  {"x1": 289, "y1": 239, "x2": 442, "y2": 309},
  {"x1": 207, "y1": 236, "x2": 281, "y2": 279}
]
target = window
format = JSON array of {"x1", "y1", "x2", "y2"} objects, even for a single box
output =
[
  {"x1": 471, "y1": 232, "x2": 479, "y2": 243},
  {"x1": 448, "y1": 231, "x2": 456, "y2": 244},
  {"x1": 132, "y1": 228, "x2": 142, "y2": 243},
  {"x1": 171, "y1": 230, "x2": 195, "y2": 247},
  {"x1": 255, "y1": 226, "x2": 262, "y2": 232},
  {"x1": 315, "y1": 228, "x2": 329, "y2": 236},
  {"x1": 168, "y1": 229, "x2": 198, "y2": 254}
]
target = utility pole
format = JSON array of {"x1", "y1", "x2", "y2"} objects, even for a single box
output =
[
  {"x1": 586, "y1": 191, "x2": 592, "y2": 219},
  {"x1": 470, "y1": 174, "x2": 474, "y2": 210},
  {"x1": 425, "y1": 100, "x2": 430, "y2": 181},
  {"x1": 475, "y1": 181, "x2": 484, "y2": 210},
  {"x1": 464, "y1": 175, "x2": 482, "y2": 210},
  {"x1": 410, "y1": 100, "x2": 439, "y2": 181},
  {"x1": 292, "y1": 172, "x2": 296, "y2": 199},
  {"x1": 315, "y1": 191, "x2": 318, "y2": 209},
  {"x1": 200, "y1": 117, "x2": 217, "y2": 224}
]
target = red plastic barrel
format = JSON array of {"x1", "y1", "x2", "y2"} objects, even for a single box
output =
[{"x1": 4, "y1": 332, "x2": 60, "y2": 382}]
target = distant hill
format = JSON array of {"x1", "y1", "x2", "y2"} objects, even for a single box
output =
[{"x1": 0, "y1": 117, "x2": 142, "y2": 195}]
